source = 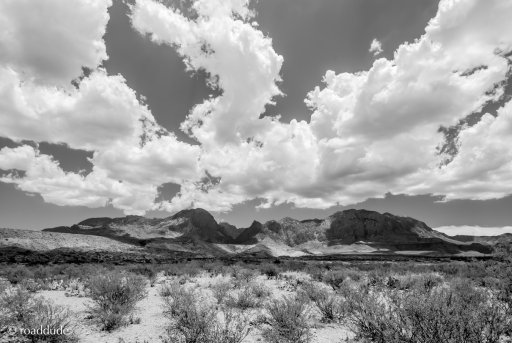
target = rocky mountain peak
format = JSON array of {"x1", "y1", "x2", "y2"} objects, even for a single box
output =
[{"x1": 40, "y1": 208, "x2": 494, "y2": 256}]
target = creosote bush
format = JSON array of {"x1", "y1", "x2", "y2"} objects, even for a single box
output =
[
  {"x1": 86, "y1": 271, "x2": 147, "y2": 331},
  {"x1": 260, "y1": 263, "x2": 280, "y2": 279},
  {"x1": 340, "y1": 279, "x2": 512, "y2": 343},
  {"x1": 299, "y1": 280, "x2": 345, "y2": 323},
  {"x1": 211, "y1": 278, "x2": 234, "y2": 304},
  {"x1": 261, "y1": 295, "x2": 313, "y2": 343},
  {"x1": 161, "y1": 283, "x2": 250, "y2": 343},
  {"x1": 225, "y1": 286, "x2": 261, "y2": 310},
  {"x1": 0, "y1": 285, "x2": 77, "y2": 343}
]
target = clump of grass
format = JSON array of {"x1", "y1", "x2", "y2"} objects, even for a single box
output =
[
  {"x1": 86, "y1": 271, "x2": 147, "y2": 331},
  {"x1": 260, "y1": 295, "x2": 313, "y2": 343}
]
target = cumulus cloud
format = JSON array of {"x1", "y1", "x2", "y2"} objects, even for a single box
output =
[
  {"x1": 369, "y1": 38, "x2": 383, "y2": 56},
  {"x1": 435, "y1": 225, "x2": 512, "y2": 236},
  {"x1": 0, "y1": 0, "x2": 111, "y2": 87},
  {"x1": 130, "y1": 0, "x2": 512, "y2": 212},
  {"x1": 1, "y1": 0, "x2": 512, "y2": 217},
  {"x1": 0, "y1": 0, "x2": 200, "y2": 214},
  {"x1": 130, "y1": 0, "x2": 283, "y2": 146}
]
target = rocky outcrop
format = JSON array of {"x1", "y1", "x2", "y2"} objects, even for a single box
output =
[{"x1": 234, "y1": 209, "x2": 493, "y2": 254}]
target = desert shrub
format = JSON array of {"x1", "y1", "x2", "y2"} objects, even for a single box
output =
[
  {"x1": 279, "y1": 260, "x2": 307, "y2": 273},
  {"x1": 480, "y1": 276, "x2": 503, "y2": 289},
  {"x1": 0, "y1": 286, "x2": 77, "y2": 343},
  {"x1": 260, "y1": 295, "x2": 313, "y2": 343},
  {"x1": 226, "y1": 286, "x2": 261, "y2": 310},
  {"x1": 247, "y1": 281, "x2": 271, "y2": 299},
  {"x1": 159, "y1": 281, "x2": 180, "y2": 299},
  {"x1": 322, "y1": 269, "x2": 349, "y2": 289},
  {"x1": 0, "y1": 277, "x2": 10, "y2": 293},
  {"x1": 162, "y1": 284, "x2": 250, "y2": 343},
  {"x1": 163, "y1": 288, "x2": 215, "y2": 343},
  {"x1": 303, "y1": 264, "x2": 326, "y2": 281},
  {"x1": 0, "y1": 286, "x2": 34, "y2": 325},
  {"x1": 386, "y1": 273, "x2": 443, "y2": 292},
  {"x1": 1, "y1": 265, "x2": 34, "y2": 284},
  {"x1": 211, "y1": 279, "x2": 234, "y2": 304},
  {"x1": 338, "y1": 284, "x2": 392, "y2": 343},
  {"x1": 19, "y1": 278, "x2": 41, "y2": 293},
  {"x1": 232, "y1": 267, "x2": 258, "y2": 287},
  {"x1": 299, "y1": 281, "x2": 328, "y2": 303},
  {"x1": 128, "y1": 265, "x2": 159, "y2": 287},
  {"x1": 201, "y1": 261, "x2": 226, "y2": 276},
  {"x1": 64, "y1": 279, "x2": 88, "y2": 297},
  {"x1": 416, "y1": 272, "x2": 444, "y2": 291},
  {"x1": 86, "y1": 271, "x2": 147, "y2": 331},
  {"x1": 300, "y1": 282, "x2": 345, "y2": 323},
  {"x1": 315, "y1": 292, "x2": 345, "y2": 323},
  {"x1": 366, "y1": 270, "x2": 387, "y2": 287},
  {"x1": 260, "y1": 263, "x2": 280, "y2": 279},
  {"x1": 165, "y1": 261, "x2": 201, "y2": 277},
  {"x1": 340, "y1": 279, "x2": 512, "y2": 343},
  {"x1": 209, "y1": 308, "x2": 251, "y2": 343}
]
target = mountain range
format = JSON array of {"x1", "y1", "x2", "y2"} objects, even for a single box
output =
[{"x1": 1, "y1": 208, "x2": 505, "y2": 262}]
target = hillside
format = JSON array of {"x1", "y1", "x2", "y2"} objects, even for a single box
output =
[{"x1": 0, "y1": 228, "x2": 141, "y2": 252}]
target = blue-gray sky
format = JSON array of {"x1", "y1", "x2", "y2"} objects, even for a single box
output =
[{"x1": 1, "y1": 0, "x2": 512, "y2": 234}]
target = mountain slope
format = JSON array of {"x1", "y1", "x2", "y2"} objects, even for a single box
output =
[
  {"x1": 4, "y1": 208, "x2": 490, "y2": 257},
  {"x1": 44, "y1": 208, "x2": 240, "y2": 244},
  {"x1": 234, "y1": 209, "x2": 493, "y2": 255}
]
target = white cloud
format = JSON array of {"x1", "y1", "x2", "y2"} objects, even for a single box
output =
[
  {"x1": 0, "y1": 0, "x2": 201, "y2": 214},
  {"x1": 2, "y1": 0, "x2": 512, "y2": 217},
  {"x1": 423, "y1": 100, "x2": 512, "y2": 201},
  {"x1": 369, "y1": 38, "x2": 383, "y2": 56},
  {"x1": 130, "y1": 0, "x2": 283, "y2": 146},
  {"x1": 129, "y1": 0, "x2": 512, "y2": 213},
  {"x1": 0, "y1": 0, "x2": 111, "y2": 87},
  {"x1": 0, "y1": 68, "x2": 152, "y2": 151},
  {"x1": 435, "y1": 225, "x2": 512, "y2": 237}
]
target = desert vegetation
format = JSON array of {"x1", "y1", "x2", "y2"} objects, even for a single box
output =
[
  {"x1": 86, "y1": 272, "x2": 147, "y2": 331},
  {"x1": 0, "y1": 257, "x2": 511, "y2": 342}
]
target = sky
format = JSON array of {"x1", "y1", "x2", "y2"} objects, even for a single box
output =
[{"x1": 1, "y1": 0, "x2": 512, "y2": 236}]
